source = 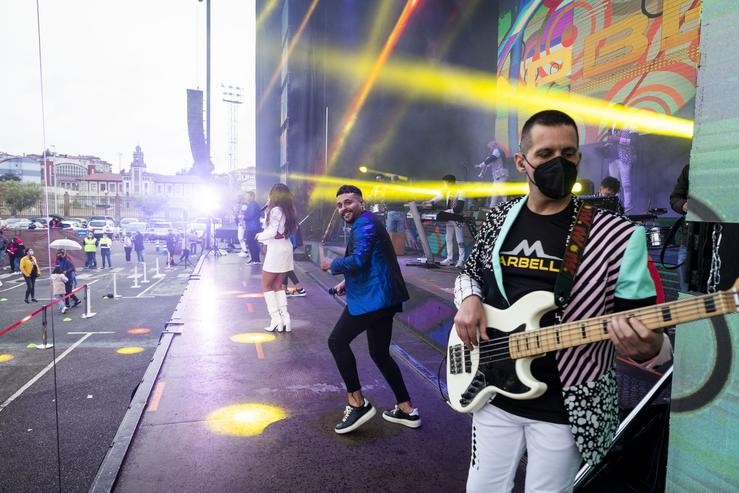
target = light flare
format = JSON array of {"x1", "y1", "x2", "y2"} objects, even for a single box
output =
[{"x1": 206, "y1": 403, "x2": 287, "y2": 437}]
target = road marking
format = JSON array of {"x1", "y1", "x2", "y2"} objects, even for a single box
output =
[
  {"x1": 68, "y1": 331, "x2": 115, "y2": 334},
  {"x1": 246, "y1": 303, "x2": 254, "y2": 313},
  {"x1": 136, "y1": 276, "x2": 166, "y2": 297},
  {"x1": 146, "y1": 381, "x2": 166, "y2": 412},
  {"x1": 255, "y1": 343, "x2": 265, "y2": 359},
  {"x1": 0, "y1": 333, "x2": 93, "y2": 414}
]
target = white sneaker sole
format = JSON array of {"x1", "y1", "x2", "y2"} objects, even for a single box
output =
[
  {"x1": 382, "y1": 412, "x2": 422, "y2": 428},
  {"x1": 335, "y1": 406, "x2": 376, "y2": 434}
]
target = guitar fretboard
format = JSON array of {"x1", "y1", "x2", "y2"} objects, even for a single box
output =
[{"x1": 508, "y1": 289, "x2": 739, "y2": 359}]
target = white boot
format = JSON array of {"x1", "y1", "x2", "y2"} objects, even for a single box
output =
[
  {"x1": 263, "y1": 291, "x2": 283, "y2": 332},
  {"x1": 275, "y1": 290, "x2": 291, "y2": 332},
  {"x1": 455, "y1": 246, "x2": 466, "y2": 268}
]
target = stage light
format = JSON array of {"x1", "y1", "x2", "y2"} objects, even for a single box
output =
[
  {"x1": 359, "y1": 166, "x2": 368, "y2": 174},
  {"x1": 572, "y1": 182, "x2": 583, "y2": 194},
  {"x1": 198, "y1": 186, "x2": 222, "y2": 215}
]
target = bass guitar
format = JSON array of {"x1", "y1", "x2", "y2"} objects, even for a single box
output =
[{"x1": 446, "y1": 279, "x2": 739, "y2": 413}]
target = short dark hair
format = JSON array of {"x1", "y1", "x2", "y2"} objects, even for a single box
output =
[
  {"x1": 600, "y1": 176, "x2": 621, "y2": 193},
  {"x1": 442, "y1": 174, "x2": 456, "y2": 184},
  {"x1": 519, "y1": 109, "x2": 579, "y2": 154},
  {"x1": 336, "y1": 184, "x2": 363, "y2": 198}
]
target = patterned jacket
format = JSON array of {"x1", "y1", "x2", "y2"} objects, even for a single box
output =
[{"x1": 454, "y1": 196, "x2": 656, "y2": 465}]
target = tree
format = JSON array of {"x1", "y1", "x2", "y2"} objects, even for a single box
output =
[
  {"x1": 135, "y1": 194, "x2": 168, "y2": 218},
  {"x1": 1, "y1": 181, "x2": 42, "y2": 215}
]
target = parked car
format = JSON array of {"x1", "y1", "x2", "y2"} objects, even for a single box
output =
[
  {"x1": 119, "y1": 217, "x2": 140, "y2": 227},
  {"x1": 146, "y1": 221, "x2": 174, "y2": 241},
  {"x1": 7, "y1": 219, "x2": 45, "y2": 230},
  {"x1": 122, "y1": 221, "x2": 148, "y2": 236},
  {"x1": 88, "y1": 219, "x2": 120, "y2": 238}
]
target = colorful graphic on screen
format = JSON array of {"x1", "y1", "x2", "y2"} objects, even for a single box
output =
[{"x1": 495, "y1": 0, "x2": 701, "y2": 148}]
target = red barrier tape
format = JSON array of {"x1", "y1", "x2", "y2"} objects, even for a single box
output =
[{"x1": 0, "y1": 284, "x2": 87, "y2": 338}]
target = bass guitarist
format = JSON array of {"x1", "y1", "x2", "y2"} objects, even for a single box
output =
[{"x1": 452, "y1": 110, "x2": 672, "y2": 492}]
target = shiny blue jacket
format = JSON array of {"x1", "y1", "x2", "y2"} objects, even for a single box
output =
[{"x1": 330, "y1": 211, "x2": 409, "y2": 315}]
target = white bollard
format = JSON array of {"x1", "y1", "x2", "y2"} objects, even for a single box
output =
[
  {"x1": 112, "y1": 273, "x2": 122, "y2": 298},
  {"x1": 132, "y1": 264, "x2": 141, "y2": 289},
  {"x1": 154, "y1": 257, "x2": 164, "y2": 278},
  {"x1": 80, "y1": 284, "x2": 97, "y2": 319},
  {"x1": 142, "y1": 262, "x2": 150, "y2": 283}
]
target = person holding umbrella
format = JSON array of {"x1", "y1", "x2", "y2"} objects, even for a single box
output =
[
  {"x1": 55, "y1": 249, "x2": 81, "y2": 309},
  {"x1": 20, "y1": 248, "x2": 40, "y2": 303}
]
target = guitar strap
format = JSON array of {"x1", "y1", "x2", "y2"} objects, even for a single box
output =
[{"x1": 553, "y1": 203, "x2": 596, "y2": 308}]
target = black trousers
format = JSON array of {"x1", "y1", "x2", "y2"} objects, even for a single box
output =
[
  {"x1": 64, "y1": 280, "x2": 79, "y2": 307},
  {"x1": 328, "y1": 306, "x2": 410, "y2": 404},
  {"x1": 246, "y1": 229, "x2": 261, "y2": 262},
  {"x1": 24, "y1": 276, "x2": 36, "y2": 300}
]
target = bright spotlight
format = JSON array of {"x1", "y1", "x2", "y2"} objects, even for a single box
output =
[
  {"x1": 358, "y1": 166, "x2": 368, "y2": 174},
  {"x1": 198, "y1": 186, "x2": 222, "y2": 215}
]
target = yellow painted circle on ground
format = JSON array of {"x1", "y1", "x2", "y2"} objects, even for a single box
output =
[
  {"x1": 0, "y1": 354, "x2": 15, "y2": 363},
  {"x1": 116, "y1": 346, "x2": 145, "y2": 355},
  {"x1": 230, "y1": 333, "x2": 276, "y2": 344},
  {"x1": 206, "y1": 403, "x2": 287, "y2": 437},
  {"x1": 128, "y1": 328, "x2": 151, "y2": 335}
]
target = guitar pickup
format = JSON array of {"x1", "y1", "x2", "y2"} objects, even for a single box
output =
[{"x1": 449, "y1": 344, "x2": 465, "y2": 374}]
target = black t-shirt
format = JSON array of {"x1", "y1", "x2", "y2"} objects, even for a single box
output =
[{"x1": 484, "y1": 200, "x2": 575, "y2": 424}]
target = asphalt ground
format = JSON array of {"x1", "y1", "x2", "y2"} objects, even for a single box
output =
[
  {"x1": 113, "y1": 253, "x2": 473, "y2": 493},
  {"x1": 0, "y1": 246, "x2": 192, "y2": 493}
]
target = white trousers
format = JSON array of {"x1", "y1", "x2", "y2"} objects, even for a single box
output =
[
  {"x1": 445, "y1": 220, "x2": 465, "y2": 261},
  {"x1": 467, "y1": 405, "x2": 581, "y2": 493},
  {"x1": 237, "y1": 224, "x2": 246, "y2": 251}
]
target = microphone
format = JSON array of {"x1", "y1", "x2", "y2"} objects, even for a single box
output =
[
  {"x1": 328, "y1": 287, "x2": 338, "y2": 295},
  {"x1": 260, "y1": 203, "x2": 268, "y2": 212}
]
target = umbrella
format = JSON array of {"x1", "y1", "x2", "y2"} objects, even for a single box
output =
[{"x1": 49, "y1": 238, "x2": 82, "y2": 251}]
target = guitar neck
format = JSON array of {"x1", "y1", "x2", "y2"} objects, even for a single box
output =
[{"x1": 508, "y1": 289, "x2": 739, "y2": 359}]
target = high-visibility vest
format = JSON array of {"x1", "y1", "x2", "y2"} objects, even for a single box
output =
[
  {"x1": 99, "y1": 237, "x2": 112, "y2": 249},
  {"x1": 84, "y1": 237, "x2": 97, "y2": 252}
]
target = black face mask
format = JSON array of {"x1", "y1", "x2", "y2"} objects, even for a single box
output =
[{"x1": 526, "y1": 155, "x2": 579, "y2": 199}]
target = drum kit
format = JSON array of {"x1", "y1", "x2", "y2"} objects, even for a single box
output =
[{"x1": 629, "y1": 207, "x2": 672, "y2": 249}]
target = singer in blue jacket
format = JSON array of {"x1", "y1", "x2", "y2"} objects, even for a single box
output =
[{"x1": 320, "y1": 184, "x2": 420, "y2": 434}]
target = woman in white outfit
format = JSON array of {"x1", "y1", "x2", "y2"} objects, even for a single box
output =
[{"x1": 255, "y1": 183, "x2": 297, "y2": 332}]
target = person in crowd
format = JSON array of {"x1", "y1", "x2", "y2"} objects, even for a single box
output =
[
  {"x1": 99, "y1": 232, "x2": 113, "y2": 268},
  {"x1": 83, "y1": 232, "x2": 98, "y2": 269},
  {"x1": 50, "y1": 266, "x2": 69, "y2": 313},
  {"x1": 670, "y1": 164, "x2": 690, "y2": 292},
  {"x1": 179, "y1": 232, "x2": 191, "y2": 264},
  {"x1": 452, "y1": 109, "x2": 671, "y2": 492},
  {"x1": 244, "y1": 190, "x2": 262, "y2": 265},
  {"x1": 7, "y1": 236, "x2": 24, "y2": 273},
  {"x1": 55, "y1": 249, "x2": 81, "y2": 309},
  {"x1": 166, "y1": 229, "x2": 178, "y2": 267},
  {"x1": 320, "y1": 184, "x2": 420, "y2": 434},
  {"x1": 426, "y1": 174, "x2": 466, "y2": 267},
  {"x1": 188, "y1": 229, "x2": 200, "y2": 256},
  {"x1": 256, "y1": 184, "x2": 297, "y2": 332},
  {"x1": 123, "y1": 232, "x2": 133, "y2": 262},
  {"x1": 20, "y1": 248, "x2": 40, "y2": 303},
  {"x1": 0, "y1": 230, "x2": 8, "y2": 271},
  {"x1": 133, "y1": 230, "x2": 145, "y2": 262}
]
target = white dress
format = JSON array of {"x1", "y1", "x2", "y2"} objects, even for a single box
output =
[{"x1": 255, "y1": 207, "x2": 294, "y2": 273}]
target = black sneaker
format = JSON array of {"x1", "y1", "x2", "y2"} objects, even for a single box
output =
[
  {"x1": 382, "y1": 406, "x2": 422, "y2": 428},
  {"x1": 291, "y1": 288, "x2": 307, "y2": 297},
  {"x1": 334, "y1": 399, "x2": 376, "y2": 434}
]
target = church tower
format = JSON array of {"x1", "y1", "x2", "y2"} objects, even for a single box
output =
[{"x1": 131, "y1": 145, "x2": 146, "y2": 195}]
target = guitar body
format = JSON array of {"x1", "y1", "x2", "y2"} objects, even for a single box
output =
[{"x1": 446, "y1": 291, "x2": 556, "y2": 413}]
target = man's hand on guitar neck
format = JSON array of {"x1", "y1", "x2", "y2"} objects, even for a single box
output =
[
  {"x1": 454, "y1": 295, "x2": 489, "y2": 350},
  {"x1": 607, "y1": 314, "x2": 664, "y2": 363}
]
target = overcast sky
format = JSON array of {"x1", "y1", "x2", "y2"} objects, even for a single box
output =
[{"x1": 0, "y1": 0, "x2": 255, "y2": 175}]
